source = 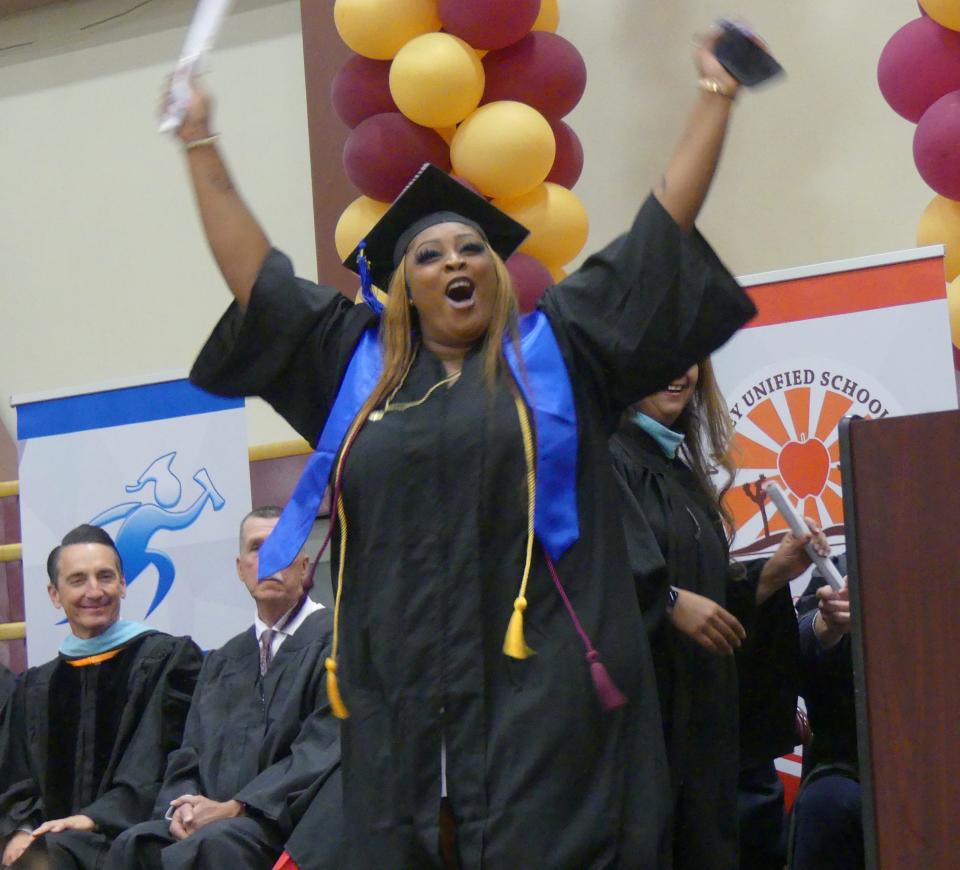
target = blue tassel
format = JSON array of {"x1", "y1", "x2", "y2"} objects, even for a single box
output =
[{"x1": 357, "y1": 242, "x2": 383, "y2": 316}]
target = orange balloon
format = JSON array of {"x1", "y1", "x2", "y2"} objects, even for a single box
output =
[
  {"x1": 335, "y1": 195, "x2": 390, "y2": 260},
  {"x1": 920, "y1": 0, "x2": 960, "y2": 33},
  {"x1": 451, "y1": 101, "x2": 555, "y2": 199},
  {"x1": 390, "y1": 33, "x2": 484, "y2": 127},
  {"x1": 947, "y1": 275, "x2": 960, "y2": 348},
  {"x1": 918, "y1": 194, "x2": 960, "y2": 281},
  {"x1": 532, "y1": 0, "x2": 559, "y2": 32},
  {"x1": 334, "y1": 0, "x2": 440, "y2": 60},
  {"x1": 493, "y1": 183, "x2": 589, "y2": 267}
]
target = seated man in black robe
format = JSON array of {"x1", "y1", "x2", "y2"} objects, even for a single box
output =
[
  {"x1": 0, "y1": 525, "x2": 202, "y2": 869},
  {"x1": 107, "y1": 507, "x2": 341, "y2": 870}
]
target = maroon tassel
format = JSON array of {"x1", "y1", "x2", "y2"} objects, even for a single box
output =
[{"x1": 587, "y1": 650, "x2": 628, "y2": 712}]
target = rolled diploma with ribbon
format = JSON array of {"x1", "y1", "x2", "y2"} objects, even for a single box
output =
[
  {"x1": 762, "y1": 481, "x2": 845, "y2": 592},
  {"x1": 158, "y1": 0, "x2": 233, "y2": 133}
]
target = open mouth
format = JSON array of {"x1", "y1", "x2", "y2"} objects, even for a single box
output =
[
  {"x1": 445, "y1": 277, "x2": 476, "y2": 309},
  {"x1": 665, "y1": 384, "x2": 686, "y2": 394}
]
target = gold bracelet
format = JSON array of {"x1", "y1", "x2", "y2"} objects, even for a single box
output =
[
  {"x1": 698, "y1": 77, "x2": 735, "y2": 100},
  {"x1": 184, "y1": 134, "x2": 219, "y2": 151}
]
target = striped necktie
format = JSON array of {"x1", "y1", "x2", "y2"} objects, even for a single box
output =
[{"x1": 259, "y1": 628, "x2": 276, "y2": 676}]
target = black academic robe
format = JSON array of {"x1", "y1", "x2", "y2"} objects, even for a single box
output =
[
  {"x1": 797, "y1": 557, "x2": 857, "y2": 775},
  {"x1": 0, "y1": 633, "x2": 200, "y2": 858},
  {"x1": 0, "y1": 666, "x2": 14, "y2": 712},
  {"x1": 108, "y1": 609, "x2": 341, "y2": 869},
  {"x1": 158, "y1": 609, "x2": 340, "y2": 831},
  {"x1": 191, "y1": 195, "x2": 755, "y2": 869},
  {"x1": 610, "y1": 423, "x2": 752, "y2": 870}
]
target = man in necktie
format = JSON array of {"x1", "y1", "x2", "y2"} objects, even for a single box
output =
[
  {"x1": 107, "y1": 507, "x2": 342, "y2": 869},
  {"x1": 0, "y1": 525, "x2": 202, "y2": 869}
]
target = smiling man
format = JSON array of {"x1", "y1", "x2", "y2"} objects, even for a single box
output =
[
  {"x1": 0, "y1": 525, "x2": 202, "y2": 869},
  {"x1": 106, "y1": 507, "x2": 341, "y2": 869}
]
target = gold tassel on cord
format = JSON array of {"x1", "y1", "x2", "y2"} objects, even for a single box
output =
[
  {"x1": 325, "y1": 657, "x2": 349, "y2": 719},
  {"x1": 503, "y1": 595, "x2": 535, "y2": 659},
  {"x1": 503, "y1": 393, "x2": 537, "y2": 660}
]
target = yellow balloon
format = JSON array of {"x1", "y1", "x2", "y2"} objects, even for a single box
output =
[
  {"x1": 917, "y1": 194, "x2": 960, "y2": 282},
  {"x1": 532, "y1": 0, "x2": 559, "y2": 32},
  {"x1": 493, "y1": 183, "x2": 589, "y2": 267},
  {"x1": 335, "y1": 195, "x2": 390, "y2": 260},
  {"x1": 390, "y1": 33, "x2": 484, "y2": 127},
  {"x1": 434, "y1": 125, "x2": 457, "y2": 145},
  {"x1": 948, "y1": 275, "x2": 960, "y2": 348},
  {"x1": 451, "y1": 101, "x2": 556, "y2": 199},
  {"x1": 920, "y1": 0, "x2": 960, "y2": 32},
  {"x1": 333, "y1": 0, "x2": 441, "y2": 60}
]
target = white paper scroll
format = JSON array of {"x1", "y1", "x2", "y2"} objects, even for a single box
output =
[{"x1": 158, "y1": 0, "x2": 233, "y2": 133}]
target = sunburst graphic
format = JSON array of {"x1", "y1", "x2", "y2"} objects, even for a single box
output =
[{"x1": 725, "y1": 385, "x2": 852, "y2": 558}]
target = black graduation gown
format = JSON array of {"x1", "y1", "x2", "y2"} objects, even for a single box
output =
[
  {"x1": 108, "y1": 610, "x2": 341, "y2": 869},
  {"x1": 0, "y1": 633, "x2": 201, "y2": 852},
  {"x1": 158, "y1": 609, "x2": 340, "y2": 835},
  {"x1": 191, "y1": 195, "x2": 755, "y2": 869},
  {"x1": 0, "y1": 666, "x2": 14, "y2": 713},
  {"x1": 610, "y1": 423, "x2": 751, "y2": 870}
]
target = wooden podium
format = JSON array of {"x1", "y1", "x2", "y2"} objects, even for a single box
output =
[{"x1": 839, "y1": 408, "x2": 960, "y2": 869}]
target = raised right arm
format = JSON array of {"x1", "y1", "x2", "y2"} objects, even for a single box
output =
[{"x1": 173, "y1": 84, "x2": 270, "y2": 311}]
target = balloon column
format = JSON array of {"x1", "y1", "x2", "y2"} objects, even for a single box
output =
[
  {"x1": 878, "y1": 5, "x2": 960, "y2": 364},
  {"x1": 331, "y1": 0, "x2": 587, "y2": 312}
]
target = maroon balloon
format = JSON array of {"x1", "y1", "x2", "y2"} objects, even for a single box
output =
[
  {"x1": 482, "y1": 32, "x2": 587, "y2": 119},
  {"x1": 343, "y1": 113, "x2": 451, "y2": 202},
  {"x1": 438, "y1": 0, "x2": 539, "y2": 50},
  {"x1": 331, "y1": 55, "x2": 397, "y2": 129},
  {"x1": 506, "y1": 252, "x2": 553, "y2": 314},
  {"x1": 545, "y1": 120, "x2": 584, "y2": 188},
  {"x1": 914, "y1": 91, "x2": 960, "y2": 199},
  {"x1": 878, "y1": 17, "x2": 960, "y2": 123}
]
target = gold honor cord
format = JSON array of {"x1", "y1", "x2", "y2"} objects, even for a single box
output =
[{"x1": 503, "y1": 391, "x2": 537, "y2": 659}]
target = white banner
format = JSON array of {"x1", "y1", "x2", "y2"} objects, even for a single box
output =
[
  {"x1": 14, "y1": 377, "x2": 252, "y2": 664},
  {"x1": 715, "y1": 246, "x2": 957, "y2": 563}
]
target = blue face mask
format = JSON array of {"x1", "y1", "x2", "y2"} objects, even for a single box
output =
[{"x1": 631, "y1": 411, "x2": 684, "y2": 459}]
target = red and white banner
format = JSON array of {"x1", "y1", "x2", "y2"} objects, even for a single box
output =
[{"x1": 714, "y1": 246, "x2": 957, "y2": 561}]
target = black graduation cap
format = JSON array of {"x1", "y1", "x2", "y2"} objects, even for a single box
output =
[{"x1": 343, "y1": 164, "x2": 530, "y2": 294}]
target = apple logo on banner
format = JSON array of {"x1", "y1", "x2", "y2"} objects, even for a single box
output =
[
  {"x1": 777, "y1": 435, "x2": 831, "y2": 499},
  {"x1": 722, "y1": 360, "x2": 902, "y2": 559}
]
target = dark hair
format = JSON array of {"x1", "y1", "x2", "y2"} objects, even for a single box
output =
[
  {"x1": 238, "y1": 506, "x2": 283, "y2": 548},
  {"x1": 47, "y1": 524, "x2": 123, "y2": 585}
]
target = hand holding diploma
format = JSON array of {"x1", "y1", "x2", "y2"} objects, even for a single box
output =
[
  {"x1": 813, "y1": 581, "x2": 851, "y2": 650},
  {"x1": 158, "y1": 0, "x2": 232, "y2": 134}
]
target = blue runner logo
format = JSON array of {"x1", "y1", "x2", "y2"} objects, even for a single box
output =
[{"x1": 89, "y1": 451, "x2": 225, "y2": 616}]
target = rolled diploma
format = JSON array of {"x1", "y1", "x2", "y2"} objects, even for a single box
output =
[
  {"x1": 158, "y1": 0, "x2": 233, "y2": 133},
  {"x1": 762, "y1": 481, "x2": 845, "y2": 592}
]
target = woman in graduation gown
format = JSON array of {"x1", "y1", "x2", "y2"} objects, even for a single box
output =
[
  {"x1": 175, "y1": 33, "x2": 755, "y2": 870},
  {"x1": 610, "y1": 361, "x2": 828, "y2": 869}
]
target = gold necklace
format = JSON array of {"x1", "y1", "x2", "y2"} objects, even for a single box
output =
[{"x1": 368, "y1": 368, "x2": 461, "y2": 421}]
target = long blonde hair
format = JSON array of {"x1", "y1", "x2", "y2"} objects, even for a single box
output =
[
  {"x1": 353, "y1": 246, "x2": 522, "y2": 429},
  {"x1": 674, "y1": 357, "x2": 737, "y2": 535}
]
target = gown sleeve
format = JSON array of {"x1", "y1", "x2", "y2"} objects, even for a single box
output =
[
  {"x1": 190, "y1": 249, "x2": 377, "y2": 446},
  {"x1": 81, "y1": 637, "x2": 202, "y2": 835},
  {"x1": 152, "y1": 652, "x2": 216, "y2": 814},
  {"x1": 541, "y1": 194, "x2": 756, "y2": 431},
  {"x1": 609, "y1": 439, "x2": 670, "y2": 634},
  {"x1": 0, "y1": 681, "x2": 42, "y2": 838}
]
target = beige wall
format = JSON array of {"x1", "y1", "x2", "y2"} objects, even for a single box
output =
[{"x1": 0, "y1": 0, "x2": 932, "y2": 452}]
